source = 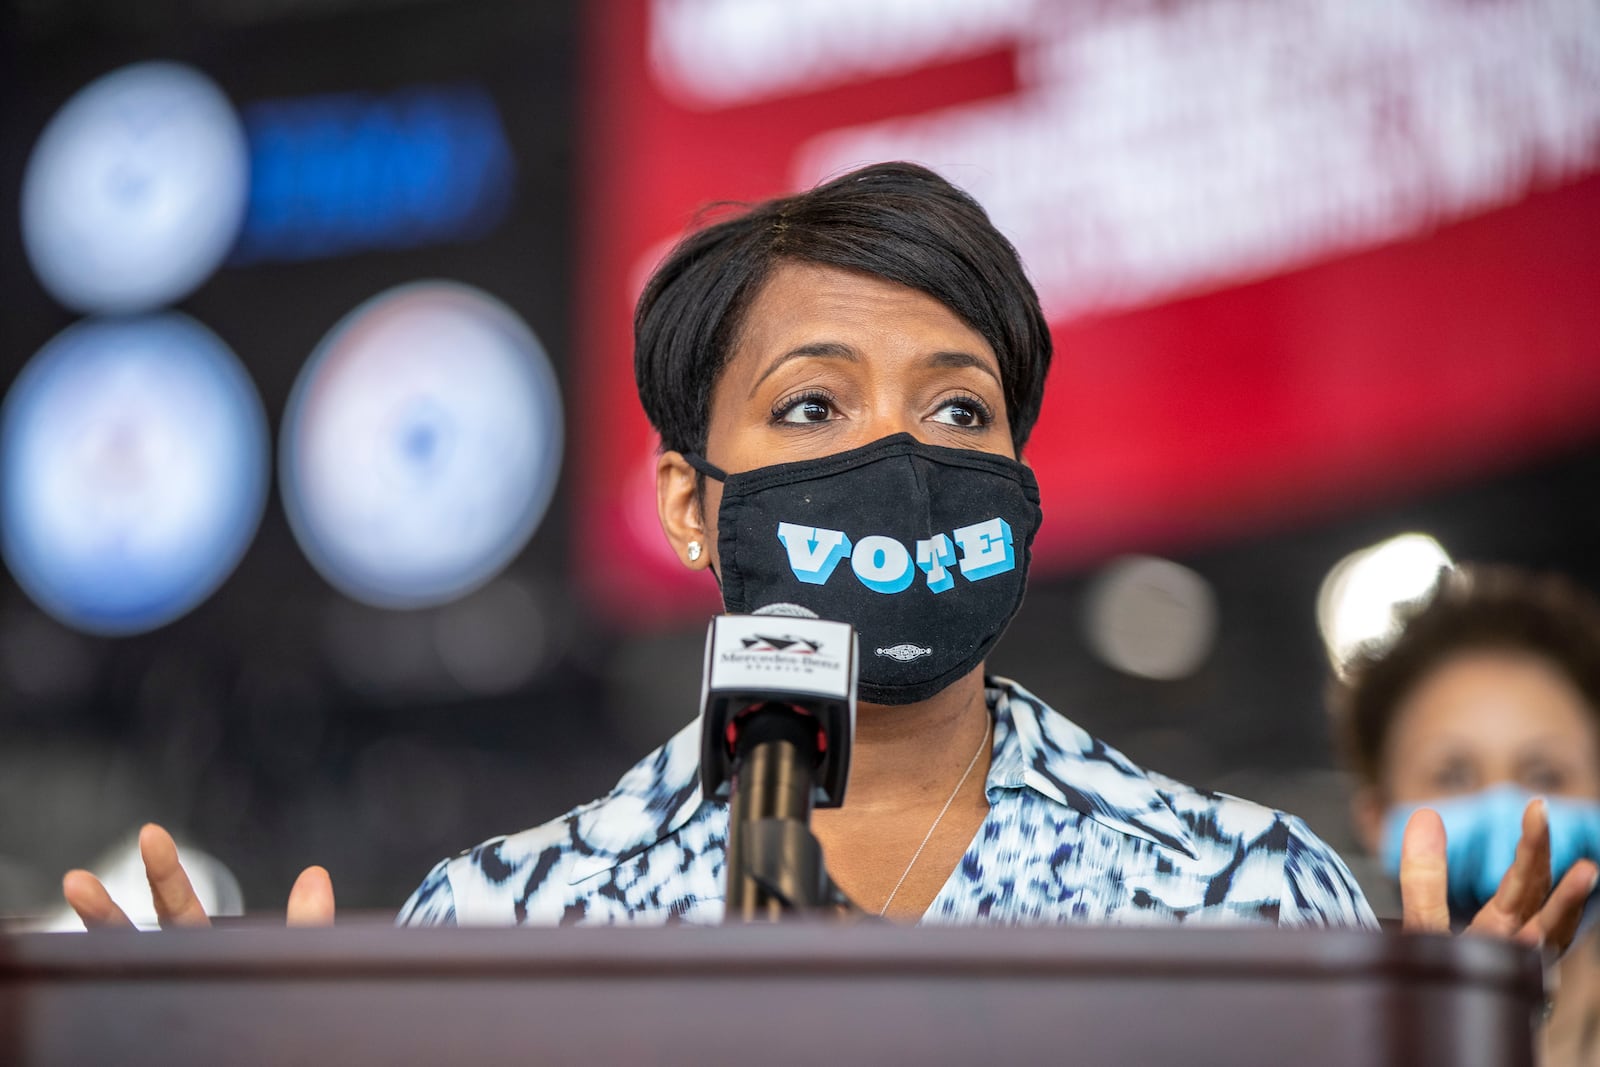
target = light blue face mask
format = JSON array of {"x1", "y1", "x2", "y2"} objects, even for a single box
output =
[{"x1": 1380, "y1": 783, "x2": 1600, "y2": 922}]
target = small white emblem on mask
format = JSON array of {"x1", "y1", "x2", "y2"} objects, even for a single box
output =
[{"x1": 875, "y1": 644, "x2": 933, "y2": 662}]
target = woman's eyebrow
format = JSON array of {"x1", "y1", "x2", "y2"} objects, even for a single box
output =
[
  {"x1": 925, "y1": 349, "x2": 1003, "y2": 387},
  {"x1": 1514, "y1": 738, "x2": 1579, "y2": 757},
  {"x1": 750, "y1": 343, "x2": 1002, "y2": 398},
  {"x1": 749, "y1": 341, "x2": 858, "y2": 397}
]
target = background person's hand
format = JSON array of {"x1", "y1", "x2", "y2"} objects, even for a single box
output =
[
  {"x1": 1400, "y1": 798, "x2": 1599, "y2": 952},
  {"x1": 61, "y1": 823, "x2": 335, "y2": 929}
]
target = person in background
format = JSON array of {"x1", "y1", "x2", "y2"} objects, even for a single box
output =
[{"x1": 1334, "y1": 563, "x2": 1600, "y2": 1065}]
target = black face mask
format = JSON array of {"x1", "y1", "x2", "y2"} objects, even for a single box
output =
[{"x1": 686, "y1": 433, "x2": 1042, "y2": 705}]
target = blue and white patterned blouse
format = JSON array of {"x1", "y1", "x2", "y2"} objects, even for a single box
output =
[{"x1": 397, "y1": 678, "x2": 1376, "y2": 930}]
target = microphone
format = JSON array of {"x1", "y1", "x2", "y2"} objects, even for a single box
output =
[{"x1": 698, "y1": 614, "x2": 857, "y2": 919}]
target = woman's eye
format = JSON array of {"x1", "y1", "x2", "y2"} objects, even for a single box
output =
[
  {"x1": 774, "y1": 394, "x2": 835, "y2": 424},
  {"x1": 1519, "y1": 763, "x2": 1569, "y2": 794},
  {"x1": 930, "y1": 397, "x2": 992, "y2": 428},
  {"x1": 1430, "y1": 760, "x2": 1477, "y2": 794}
]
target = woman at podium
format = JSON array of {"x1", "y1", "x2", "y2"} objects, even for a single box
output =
[{"x1": 63, "y1": 164, "x2": 1596, "y2": 948}]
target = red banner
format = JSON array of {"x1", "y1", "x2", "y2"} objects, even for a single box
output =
[{"x1": 575, "y1": 0, "x2": 1600, "y2": 623}]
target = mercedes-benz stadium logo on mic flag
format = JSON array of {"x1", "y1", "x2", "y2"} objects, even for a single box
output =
[
  {"x1": 740, "y1": 634, "x2": 823, "y2": 654},
  {"x1": 0, "y1": 314, "x2": 270, "y2": 636},
  {"x1": 279, "y1": 281, "x2": 563, "y2": 609}
]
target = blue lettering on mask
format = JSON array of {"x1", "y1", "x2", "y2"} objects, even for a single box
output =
[
  {"x1": 954, "y1": 517, "x2": 1015, "y2": 582},
  {"x1": 778, "y1": 518, "x2": 1014, "y2": 592},
  {"x1": 915, "y1": 533, "x2": 957, "y2": 593},
  {"x1": 776, "y1": 522, "x2": 851, "y2": 585},
  {"x1": 851, "y1": 535, "x2": 914, "y2": 594}
]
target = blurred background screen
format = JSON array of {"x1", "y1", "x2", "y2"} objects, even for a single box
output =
[{"x1": 1, "y1": 0, "x2": 1598, "y2": 920}]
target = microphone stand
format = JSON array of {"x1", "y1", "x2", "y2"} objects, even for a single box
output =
[
  {"x1": 698, "y1": 614, "x2": 857, "y2": 921},
  {"x1": 724, "y1": 703, "x2": 832, "y2": 920}
]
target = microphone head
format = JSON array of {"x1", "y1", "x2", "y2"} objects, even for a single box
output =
[{"x1": 698, "y1": 614, "x2": 857, "y2": 807}]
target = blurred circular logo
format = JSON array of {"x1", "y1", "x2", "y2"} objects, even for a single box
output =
[
  {"x1": 0, "y1": 315, "x2": 270, "y2": 635},
  {"x1": 21, "y1": 61, "x2": 249, "y2": 314},
  {"x1": 281, "y1": 281, "x2": 564, "y2": 609}
]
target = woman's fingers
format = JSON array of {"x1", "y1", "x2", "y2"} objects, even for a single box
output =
[
  {"x1": 1517, "y1": 858, "x2": 1600, "y2": 955},
  {"x1": 62, "y1": 824, "x2": 208, "y2": 929},
  {"x1": 138, "y1": 823, "x2": 211, "y2": 928},
  {"x1": 1389, "y1": 800, "x2": 1596, "y2": 954},
  {"x1": 1399, "y1": 807, "x2": 1452, "y2": 934},
  {"x1": 61, "y1": 869, "x2": 135, "y2": 929},
  {"x1": 1467, "y1": 798, "x2": 1554, "y2": 940},
  {"x1": 67, "y1": 825, "x2": 340, "y2": 930},
  {"x1": 286, "y1": 865, "x2": 336, "y2": 927}
]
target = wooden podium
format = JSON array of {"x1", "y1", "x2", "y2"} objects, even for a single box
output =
[{"x1": 0, "y1": 922, "x2": 1543, "y2": 1065}]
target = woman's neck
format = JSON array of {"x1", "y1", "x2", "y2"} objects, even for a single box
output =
[
  {"x1": 808, "y1": 666, "x2": 996, "y2": 918},
  {"x1": 828, "y1": 667, "x2": 995, "y2": 813}
]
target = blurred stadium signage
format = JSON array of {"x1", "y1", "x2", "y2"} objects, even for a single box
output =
[
  {"x1": 232, "y1": 83, "x2": 514, "y2": 264},
  {"x1": 576, "y1": 0, "x2": 1600, "y2": 623}
]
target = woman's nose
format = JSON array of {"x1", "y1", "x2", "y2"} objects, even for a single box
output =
[{"x1": 857, "y1": 406, "x2": 924, "y2": 446}]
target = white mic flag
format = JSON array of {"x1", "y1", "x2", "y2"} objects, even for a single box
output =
[{"x1": 698, "y1": 614, "x2": 857, "y2": 808}]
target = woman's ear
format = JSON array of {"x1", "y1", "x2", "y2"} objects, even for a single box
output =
[
  {"x1": 1351, "y1": 784, "x2": 1385, "y2": 855},
  {"x1": 656, "y1": 451, "x2": 712, "y2": 570}
]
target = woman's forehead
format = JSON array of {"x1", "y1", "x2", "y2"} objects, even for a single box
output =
[
  {"x1": 732, "y1": 261, "x2": 996, "y2": 366},
  {"x1": 1389, "y1": 650, "x2": 1599, "y2": 756}
]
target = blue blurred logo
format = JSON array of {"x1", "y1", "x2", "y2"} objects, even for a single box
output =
[
  {"x1": 232, "y1": 83, "x2": 515, "y2": 263},
  {"x1": 280, "y1": 281, "x2": 563, "y2": 609},
  {"x1": 21, "y1": 61, "x2": 250, "y2": 314},
  {"x1": 0, "y1": 315, "x2": 270, "y2": 635}
]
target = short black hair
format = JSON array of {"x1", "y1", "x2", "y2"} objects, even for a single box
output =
[
  {"x1": 1330, "y1": 564, "x2": 1600, "y2": 787},
  {"x1": 634, "y1": 161, "x2": 1053, "y2": 457}
]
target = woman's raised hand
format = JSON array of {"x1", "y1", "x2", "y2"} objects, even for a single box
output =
[
  {"x1": 61, "y1": 823, "x2": 335, "y2": 929},
  {"x1": 1400, "y1": 798, "x2": 1598, "y2": 951}
]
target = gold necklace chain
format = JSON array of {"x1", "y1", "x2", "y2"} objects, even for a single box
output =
[{"x1": 877, "y1": 714, "x2": 992, "y2": 917}]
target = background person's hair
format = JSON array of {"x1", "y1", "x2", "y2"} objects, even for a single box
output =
[
  {"x1": 633, "y1": 161, "x2": 1053, "y2": 458},
  {"x1": 1331, "y1": 563, "x2": 1600, "y2": 788}
]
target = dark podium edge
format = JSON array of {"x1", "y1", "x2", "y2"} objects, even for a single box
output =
[{"x1": 0, "y1": 922, "x2": 1547, "y2": 1063}]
